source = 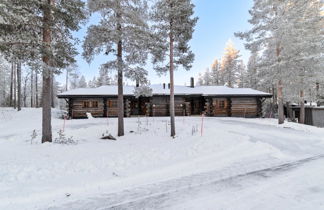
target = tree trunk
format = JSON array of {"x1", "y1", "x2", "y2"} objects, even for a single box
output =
[
  {"x1": 51, "y1": 73, "x2": 55, "y2": 108},
  {"x1": 2, "y1": 68, "x2": 6, "y2": 106},
  {"x1": 65, "y1": 69, "x2": 69, "y2": 91},
  {"x1": 31, "y1": 69, "x2": 34, "y2": 107},
  {"x1": 41, "y1": 0, "x2": 53, "y2": 143},
  {"x1": 169, "y1": 30, "x2": 176, "y2": 137},
  {"x1": 9, "y1": 62, "x2": 13, "y2": 107},
  {"x1": 117, "y1": 12, "x2": 124, "y2": 137},
  {"x1": 316, "y1": 82, "x2": 319, "y2": 104},
  {"x1": 17, "y1": 62, "x2": 22, "y2": 111},
  {"x1": 277, "y1": 80, "x2": 284, "y2": 124},
  {"x1": 35, "y1": 71, "x2": 39, "y2": 108},
  {"x1": 13, "y1": 62, "x2": 16, "y2": 109},
  {"x1": 299, "y1": 90, "x2": 305, "y2": 124},
  {"x1": 23, "y1": 74, "x2": 29, "y2": 107}
]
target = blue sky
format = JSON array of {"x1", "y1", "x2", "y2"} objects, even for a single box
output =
[{"x1": 58, "y1": 0, "x2": 253, "y2": 86}]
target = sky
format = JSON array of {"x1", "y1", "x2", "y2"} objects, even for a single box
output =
[{"x1": 57, "y1": 0, "x2": 254, "y2": 86}]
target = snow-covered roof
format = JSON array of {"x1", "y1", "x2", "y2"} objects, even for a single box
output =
[{"x1": 58, "y1": 84, "x2": 272, "y2": 98}]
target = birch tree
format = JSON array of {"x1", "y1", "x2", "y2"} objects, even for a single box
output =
[{"x1": 151, "y1": 0, "x2": 198, "y2": 137}]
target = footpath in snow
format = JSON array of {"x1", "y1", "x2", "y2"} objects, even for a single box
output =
[{"x1": 0, "y1": 108, "x2": 324, "y2": 210}]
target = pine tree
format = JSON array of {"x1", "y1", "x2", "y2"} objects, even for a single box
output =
[
  {"x1": 83, "y1": 0, "x2": 151, "y2": 137},
  {"x1": 69, "y1": 67, "x2": 80, "y2": 90},
  {"x1": 246, "y1": 52, "x2": 259, "y2": 89},
  {"x1": 97, "y1": 68, "x2": 111, "y2": 86},
  {"x1": 151, "y1": 0, "x2": 198, "y2": 137},
  {"x1": 220, "y1": 40, "x2": 241, "y2": 88},
  {"x1": 0, "y1": 0, "x2": 86, "y2": 142},
  {"x1": 203, "y1": 68, "x2": 212, "y2": 86},
  {"x1": 236, "y1": 0, "x2": 291, "y2": 124},
  {"x1": 237, "y1": 60, "x2": 246, "y2": 88},
  {"x1": 88, "y1": 76, "x2": 97, "y2": 88},
  {"x1": 236, "y1": 0, "x2": 324, "y2": 124},
  {"x1": 78, "y1": 75, "x2": 87, "y2": 88},
  {"x1": 211, "y1": 59, "x2": 221, "y2": 85},
  {"x1": 0, "y1": 56, "x2": 10, "y2": 106}
]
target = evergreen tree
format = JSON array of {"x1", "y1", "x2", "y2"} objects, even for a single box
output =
[
  {"x1": 69, "y1": 67, "x2": 80, "y2": 90},
  {"x1": 78, "y1": 75, "x2": 87, "y2": 88},
  {"x1": 236, "y1": 60, "x2": 246, "y2": 88},
  {"x1": 203, "y1": 68, "x2": 212, "y2": 86},
  {"x1": 151, "y1": 0, "x2": 198, "y2": 137},
  {"x1": 0, "y1": 0, "x2": 86, "y2": 142},
  {"x1": 88, "y1": 76, "x2": 97, "y2": 88},
  {"x1": 220, "y1": 40, "x2": 241, "y2": 88},
  {"x1": 83, "y1": 0, "x2": 151, "y2": 137},
  {"x1": 246, "y1": 52, "x2": 259, "y2": 89},
  {"x1": 211, "y1": 59, "x2": 221, "y2": 85},
  {"x1": 97, "y1": 68, "x2": 111, "y2": 86},
  {"x1": 236, "y1": 0, "x2": 324, "y2": 124}
]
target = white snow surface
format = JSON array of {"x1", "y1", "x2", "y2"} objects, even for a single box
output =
[
  {"x1": 1, "y1": 108, "x2": 324, "y2": 210},
  {"x1": 58, "y1": 84, "x2": 271, "y2": 97}
]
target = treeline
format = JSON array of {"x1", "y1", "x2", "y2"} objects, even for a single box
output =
[
  {"x1": 199, "y1": 0, "x2": 324, "y2": 125},
  {"x1": 236, "y1": 0, "x2": 324, "y2": 124},
  {"x1": 197, "y1": 40, "x2": 246, "y2": 88}
]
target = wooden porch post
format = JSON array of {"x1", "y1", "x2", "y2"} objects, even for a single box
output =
[{"x1": 103, "y1": 98, "x2": 107, "y2": 117}]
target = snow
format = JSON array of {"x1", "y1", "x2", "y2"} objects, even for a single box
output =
[
  {"x1": 58, "y1": 84, "x2": 272, "y2": 97},
  {"x1": 1, "y1": 108, "x2": 324, "y2": 210}
]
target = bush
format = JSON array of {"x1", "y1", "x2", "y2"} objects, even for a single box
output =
[{"x1": 54, "y1": 130, "x2": 77, "y2": 145}]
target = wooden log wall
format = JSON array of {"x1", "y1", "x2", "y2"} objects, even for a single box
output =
[
  {"x1": 211, "y1": 98, "x2": 229, "y2": 117},
  {"x1": 204, "y1": 99, "x2": 212, "y2": 116},
  {"x1": 145, "y1": 102, "x2": 151, "y2": 116},
  {"x1": 71, "y1": 98, "x2": 104, "y2": 118},
  {"x1": 184, "y1": 102, "x2": 191, "y2": 116},
  {"x1": 231, "y1": 97, "x2": 258, "y2": 117},
  {"x1": 151, "y1": 96, "x2": 186, "y2": 116},
  {"x1": 106, "y1": 98, "x2": 118, "y2": 117}
]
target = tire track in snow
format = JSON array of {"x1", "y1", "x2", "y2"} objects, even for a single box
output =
[{"x1": 48, "y1": 154, "x2": 324, "y2": 210}]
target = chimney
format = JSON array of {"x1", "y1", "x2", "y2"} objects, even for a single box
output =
[
  {"x1": 136, "y1": 79, "x2": 139, "y2": 87},
  {"x1": 168, "y1": 83, "x2": 170, "y2": 89},
  {"x1": 163, "y1": 83, "x2": 166, "y2": 89},
  {"x1": 190, "y1": 77, "x2": 194, "y2": 88}
]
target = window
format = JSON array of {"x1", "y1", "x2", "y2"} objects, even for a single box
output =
[
  {"x1": 219, "y1": 100, "x2": 225, "y2": 109},
  {"x1": 83, "y1": 101, "x2": 98, "y2": 108},
  {"x1": 108, "y1": 100, "x2": 117, "y2": 108},
  {"x1": 83, "y1": 101, "x2": 90, "y2": 108},
  {"x1": 91, "y1": 101, "x2": 98, "y2": 108}
]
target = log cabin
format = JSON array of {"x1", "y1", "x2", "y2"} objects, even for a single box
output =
[{"x1": 58, "y1": 81, "x2": 272, "y2": 119}]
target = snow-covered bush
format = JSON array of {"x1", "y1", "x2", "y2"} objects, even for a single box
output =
[
  {"x1": 54, "y1": 130, "x2": 77, "y2": 145},
  {"x1": 30, "y1": 130, "x2": 38, "y2": 144}
]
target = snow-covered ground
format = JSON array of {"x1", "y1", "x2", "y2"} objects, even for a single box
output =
[{"x1": 1, "y1": 108, "x2": 324, "y2": 210}]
